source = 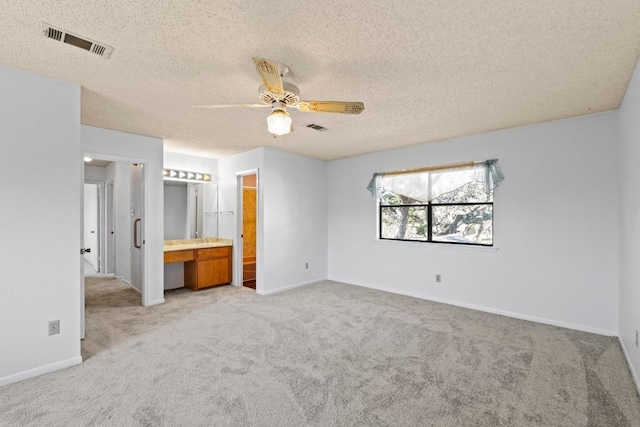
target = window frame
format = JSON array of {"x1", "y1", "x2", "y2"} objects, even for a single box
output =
[{"x1": 378, "y1": 199, "x2": 494, "y2": 247}]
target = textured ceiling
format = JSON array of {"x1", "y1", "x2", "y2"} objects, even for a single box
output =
[{"x1": 1, "y1": 1, "x2": 640, "y2": 160}]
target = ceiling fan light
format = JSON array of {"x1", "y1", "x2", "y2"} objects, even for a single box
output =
[{"x1": 267, "y1": 110, "x2": 292, "y2": 135}]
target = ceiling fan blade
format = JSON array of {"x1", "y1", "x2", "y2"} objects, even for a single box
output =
[
  {"x1": 252, "y1": 58, "x2": 284, "y2": 95},
  {"x1": 192, "y1": 103, "x2": 270, "y2": 109},
  {"x1": 296, "y1": 101, "x2": 365, "y2": 114}
]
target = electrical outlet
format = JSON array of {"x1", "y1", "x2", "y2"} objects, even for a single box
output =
[
  {"x1": 305, "y1": 262, "x2": 309, "y2": 270},
  {"x1": 636, "y1": 330, "x2": 638, "y2": 348},
  {"x1": 48, "y1": 320, "x2": 60, "y2": 336},
  {"x1": 435, "y1": 274, "x2": 441, "y2": 283}
]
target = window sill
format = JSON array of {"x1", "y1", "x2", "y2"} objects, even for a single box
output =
[{"x1": 375, "y1": 238, "x2": 500, "y2": 253}]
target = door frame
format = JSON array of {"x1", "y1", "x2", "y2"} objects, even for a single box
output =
[
  {"x1": 84, "y1": 180, "x2": 104, "y2": 273},
  {"x1": 81, "y1": 152, "x2": 152, "y2": 338},
  {"x1": 235, "y1": 169, "x2": 261, "y2": 293},
  {"x1": 105, "y1": 180, "x2": 115, "y2": 274}
]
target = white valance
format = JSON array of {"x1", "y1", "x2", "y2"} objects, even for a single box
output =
[{"x1": 367, "y1": 159, "x2": 504, "y2": 201}]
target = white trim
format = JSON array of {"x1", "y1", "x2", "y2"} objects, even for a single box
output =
[
  {"x1": 257, "y1": 278, "x2": 326, "y2": 296},
  {"x1": 619, "y1": 337, "x2": 640, "y2": 396},
  {"x1": 146, "y1": 298, "x2": 166, "y2": 306},
  {"x1": 332, "y1": 278, "x2": 617, "y2": 336},
  {"x1": 0, "y1": 356, "x2": 82, "y2": 387},
  {"x1": 375, "y1": 237, "x2": 500, "y2": 253},
  {"x1": 235, "y1": 168, "x2": 259, "y2": 177}
]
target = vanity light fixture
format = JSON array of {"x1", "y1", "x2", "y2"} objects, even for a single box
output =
[
  {"x1": 163, "y1": 168, "x2": 212, "y2": 183},
  {"x1": 83, "y1": 157, "x2": 93, "y2": 162}
]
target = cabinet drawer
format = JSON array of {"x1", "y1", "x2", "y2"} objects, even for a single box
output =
[
  {"x1": 197, "y1": 246, "x2": 231, "y2": 260},
  {"x1": 164, "y1": 250, "x2": 195, "y2": 263},
  {"x1": 197, "y1": 258, "x2": 231, "y2": 288}
]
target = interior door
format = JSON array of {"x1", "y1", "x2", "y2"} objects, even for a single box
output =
[
  {"x1": 130, "y1": 164, "x2": 144, "y2": 292},
  {"x1": 83, "y1": 183, "x2": 99, "y2": 272},
  {"x1": 106, "y1": 181, "x2": 115, "y2": 274}
]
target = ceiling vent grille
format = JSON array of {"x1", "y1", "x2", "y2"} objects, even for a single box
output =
[
  {"x1": 306, "y1": 124, "x2": 328, "y2": 131},
  {"x1": 41, "y1": 23, "x2": 113, "y2": 59},
  {"x1": 45, "y1": 27, "x2": 62, "y2": 41}
]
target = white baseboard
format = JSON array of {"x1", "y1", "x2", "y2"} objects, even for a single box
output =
[
  {"x1": 619, "y1": 338, "x2": 640, "y2": 396},
  {"x1": 258, "y1": 278, "x2": 327, "y2": 296},
  {"x1": 0, "y1": 356, "x2": 82, "y2": 387},
  {"x1": 116, "y1": 276, "x2": 162, "y2": 306},
  {"x1": 332, "y1": 278, "x2": 617, "y2": 337}
]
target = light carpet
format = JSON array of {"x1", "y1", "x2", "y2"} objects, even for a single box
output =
[{"x1": 1, "y1": 277, "x2": 639, "y2": 426}]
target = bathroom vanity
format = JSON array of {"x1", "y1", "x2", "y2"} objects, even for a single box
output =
[{"x1": 163, "y1": 238, "x2": 232, "y2": 290}]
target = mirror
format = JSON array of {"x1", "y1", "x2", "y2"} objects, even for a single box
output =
[{"x1": 164, "y1": 181, "x2": 218, "y2": 240}]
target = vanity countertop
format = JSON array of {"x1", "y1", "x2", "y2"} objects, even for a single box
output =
[{"x1": 163, "y1": 237, "x2": 233, "y2": 252}]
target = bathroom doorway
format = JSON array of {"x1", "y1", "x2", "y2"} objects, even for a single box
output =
[{"x1": 241, "y1": 174, "x2": 257, "y2": 289}]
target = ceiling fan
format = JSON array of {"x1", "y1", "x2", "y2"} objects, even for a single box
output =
[{"x1": 193, "y1": 58, "x2": 365, "y2": 136}]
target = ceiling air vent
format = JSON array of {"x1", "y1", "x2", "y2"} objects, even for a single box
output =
[
  {"x1": 41, "y1": 23, "x2": 113, "y2": 59},
  {"x1": 306, "y1": 124, "x2": 328, "y2": 131}
]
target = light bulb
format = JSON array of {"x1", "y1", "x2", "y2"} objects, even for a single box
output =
[{"x1": 267, "y1": 110, "x2": 292, "y2": 136}]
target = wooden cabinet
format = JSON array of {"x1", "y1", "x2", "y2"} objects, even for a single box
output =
[
  {"x1": 164, "y1": 250, "x2": 195, "y2": 264},
  {"x1": 183, "y1": 246, "x2": 232, "y2": 290}
]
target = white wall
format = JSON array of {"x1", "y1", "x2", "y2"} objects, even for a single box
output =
[
  {"x1": 218, "y1": 147, "x2": 328, "y2": 295},
  {"x1": 0, "y1": 65, "x2": 82, "y2": 385},
  {"x1": 84, "y1": 165, "x2": 107, "y2": 181},
  {"x1": 617, "y1": 59, "x2": 640, "y2": 389},
  {"x1": 262, "y1": 148, "x2": 328, "y2": 294},
  {"x1": 82, "y1": 126, "x2": 164, "y2": 306},
  {"x1": 328, "y1": 112, "x2": 619, "y2": 335},
  {"x1": 163, "y1": 182, "x2": 188, "y2": 289}
]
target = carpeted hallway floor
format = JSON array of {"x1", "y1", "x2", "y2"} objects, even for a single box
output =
[{"x1": 1, "y1": 278, "x2": 639, "y2": 426}]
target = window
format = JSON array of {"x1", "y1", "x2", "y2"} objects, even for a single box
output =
[{"x1": 370, "y1": 161, "x2": 503, "y2": 246}]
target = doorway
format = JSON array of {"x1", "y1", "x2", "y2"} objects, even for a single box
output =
[
  {"x1": 83, "y1": 183, "x2": 101, "y2": 275},
  {"x1": 81, "y1": 156, "x2": 149, "y2": 339},
  {"x1": 240, "y1": 173, "x2": 257, "y2": 289}
]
